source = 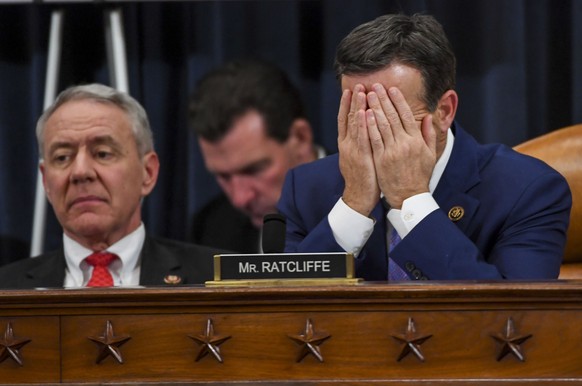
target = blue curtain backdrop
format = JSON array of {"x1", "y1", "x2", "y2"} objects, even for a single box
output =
[{"x1": 1, "y1": 0, "x2": 581, "y2": 265}]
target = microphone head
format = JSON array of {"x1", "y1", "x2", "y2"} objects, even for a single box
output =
[{"x1": 262, "y1": 213, "x2": 287, "y2": 253}]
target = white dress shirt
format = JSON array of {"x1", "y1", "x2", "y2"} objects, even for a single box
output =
[
  {"x1": 63, "y1": 223, "x2": 145, "y2": 287},
  {"x1": 328, "y1": 128, "x2": 455, "y2": 256}
]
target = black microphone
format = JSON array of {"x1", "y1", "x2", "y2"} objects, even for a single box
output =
[{"x1": 262, "y1": 213, "x2": 287, "y2": 253}]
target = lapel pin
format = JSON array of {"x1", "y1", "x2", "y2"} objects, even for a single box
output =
[
  {"x1": 164, "y1": 275, "x2": 182, "y2": 285},
  {"x1": 448, "y1": 206, "x2": 465, "y2": 222}
]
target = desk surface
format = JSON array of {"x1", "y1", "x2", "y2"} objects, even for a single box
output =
[{"x1": 1, "y1": 281, "x2": 582, "y2": 384}]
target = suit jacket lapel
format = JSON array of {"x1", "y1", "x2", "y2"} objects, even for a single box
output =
[
  {"x1": 25, "y1": 249, "x2": 67, "y2": 288},
  {"x1": 433, "y1": 124, "x2": 482, "y2": 231},
  {"x1": 138, "y1": 236, "x2": 182, "y2": 285}
]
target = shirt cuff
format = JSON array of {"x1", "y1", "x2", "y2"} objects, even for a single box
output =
[
  {"x1": 328, "y1": 198, "x2": 375, "y2": 257},
  {"x1": 387, "y1": 192, "x2": 439, "y2": 238}
]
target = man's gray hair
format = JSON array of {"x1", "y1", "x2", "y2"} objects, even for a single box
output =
[{"x1": 36, "y1": 83, "x2": 154, "y2": 159}]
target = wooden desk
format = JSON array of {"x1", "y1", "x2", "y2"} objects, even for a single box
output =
[{"x1": 1, "y1": 281, "x2": 582, "y2": 384}]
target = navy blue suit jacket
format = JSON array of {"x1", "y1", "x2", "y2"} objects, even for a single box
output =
[
  {"x1": 0, "y1": 235, "x2": 225, "y2": 289},
  {"x1": 277, "y1": 123, "x2": 571, "y2": 281}
]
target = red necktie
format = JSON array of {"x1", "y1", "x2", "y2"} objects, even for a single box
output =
[{"x1": 85, "y1": 252, "x2": 118, "y2": 287}]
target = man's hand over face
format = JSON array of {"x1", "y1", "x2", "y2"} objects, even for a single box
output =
[
  {"x1": 366, "y1": 85, "x2": 437, "y2": 209},
  {"x1": 337, "y1": 84, "x2": 381, "y2": 216}
]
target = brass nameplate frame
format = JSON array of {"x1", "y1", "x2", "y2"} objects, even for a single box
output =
[{"x1": 206, "y1": 252, "x2": 359, "y2": 287}]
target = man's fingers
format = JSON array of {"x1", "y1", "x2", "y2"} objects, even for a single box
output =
[
  {"x1": 367, "y1": 90, "x2": 395, "y2": 147},
  {"x1": 366, "y1": 109, "x2": 381, "y2": 147},
  {"x1": 371, "y1": 83, "x2": 408, "y2": 140},
  {"x1": 387, "y1": 86, "x2": 417, "y2": 135},
  {"x1": 356, "y1": 109, "x2": 368, "y2": 145},
  {"x1": 349, "y1": 90, "x2": 367, "y2": 140},
  {"x1": 421, "y1": 114, "x2": 437, "y2": 154},
  {"x1": 350, "y1": 84, "x2": 365, "y2": 116},
  {"x1": 337, "y1": 89, "x2": 351, "y2": 141},
  {"x1": 339, "y1": 84, "x2": 366, "y2": 142}
]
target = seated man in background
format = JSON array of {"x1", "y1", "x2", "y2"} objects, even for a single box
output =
[
  {"x1": 0, "y1": 84, "x2": 224, "y2": 288},
  {"x1": 277, "y1": 13, "x2": 571, "y2": 281},
  {"x1": 189, "y1": 59, "x2": 324, "y2": 253}
]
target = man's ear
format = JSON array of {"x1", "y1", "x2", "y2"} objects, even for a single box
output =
[
  {"x1": 286, "y1": 118, "x2": 315, "y2": 164},
  {"x1": 434, "y1": 90, "x2": 458, "y2": 132},
  {"x1": 141, "y1": 152, "x2": 160, "y2": 196},
  {"x1": 39, "y1": 161, "x2": 51, "y2": 202}
]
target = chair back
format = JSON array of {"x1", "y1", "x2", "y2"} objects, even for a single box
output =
[{"x1": 514, "y1": 124, "x2": 582, "y2": 279}]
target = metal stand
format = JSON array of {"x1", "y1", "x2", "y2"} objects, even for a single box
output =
[
  {"x1": 30, "y1": 7, "x2": 129, "y2": 256},
  {"x1": 105, "y1": 8, "x2": 129, "y2": 93}
]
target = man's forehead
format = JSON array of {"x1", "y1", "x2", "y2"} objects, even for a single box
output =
[
  {"x1": 47, "y1": 100, "x2": 129, "y2": 128},
  {"x1": 48, "y1": 132, "x2": 118, "y2": 144},
  {"x1": 200, "y1": 114, "x2": 283, "y2": 169},
  {"x1": 340, "y1": 64, "x2": 423, "y2": 91},
  {"x1": 201, "y1": 141, "x2": 278, "y2": 175},
  {"x1": 45, "y1": 101, "x2": 132, "y2": 136}
]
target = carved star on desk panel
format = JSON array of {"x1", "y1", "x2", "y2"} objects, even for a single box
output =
[
  {"x1": 88, "y1": 320, "x2": 131, "y2": 364},
  {"x1": 188, "y1": 319, "x2": 231, "y2": 363},
  {"x1": 288, "y1": 318, "x2": 331, "y2": 363},
  {"x1": 391, "y1": 317, "x2": 432, "y2": 362},
  {"x1": 491, "y1": 317, "x2": 533, "y2": 362},
  {"x1": 0, "y1": 322, "x2": 31, "y2": 366}
]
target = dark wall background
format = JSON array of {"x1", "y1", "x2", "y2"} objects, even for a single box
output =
[{"x1": 1, "y1": 0, "x2": 581, "y2": 265}]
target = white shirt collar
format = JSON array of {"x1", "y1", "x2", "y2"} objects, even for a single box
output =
[
  {"x1": 315, "y1": 145, "x2": 327, "y2": 160},
  {"x1": 429, "y1": 128, "x2": 455, "y2": 193},
  {"x1": 63, "y1": 223, "x2": 145, "y2": 287}
]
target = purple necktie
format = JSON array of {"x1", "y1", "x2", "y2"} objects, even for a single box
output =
[{"x1": 388, "y1": 228, "x2": 410, "y2": 281}]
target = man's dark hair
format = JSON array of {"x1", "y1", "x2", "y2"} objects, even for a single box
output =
[
  {"x1": 189, "y1": 59, "x2": 305, "y2": 143},
  {"x1": 334, "y1": 13, "x2": 456, "y2": 111}
]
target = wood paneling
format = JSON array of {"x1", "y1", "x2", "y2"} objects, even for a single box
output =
[{"x1": 1, "y1": 281, "x2": 582, "y2": 384}]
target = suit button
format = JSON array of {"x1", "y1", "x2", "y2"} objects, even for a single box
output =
[
  {"x1": 405, "y1": 261, "x2": 415, "y2": 271},
  {"x1": 412, "y1": 269, "x2": 422, "y2": 279},
  {"x1": 420, "y1": 276, "x2": 429, "y2": 280}
]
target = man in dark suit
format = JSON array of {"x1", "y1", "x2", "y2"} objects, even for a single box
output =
[
  {"x1": 189, "y1": 59, "x2": 323, "y2": 253},
  {"x1": 0, "y1": 84, "x2": 224, "y2": 289},
  {"x1": 191, "y1": 194, "x2": 259, "y2": 254},
  {"x1": 0, "y1": 235, "x2": 29, "y2": 267},
  {"x1": 277, "y1": 14, "x2": 571, "y2": 281}
]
